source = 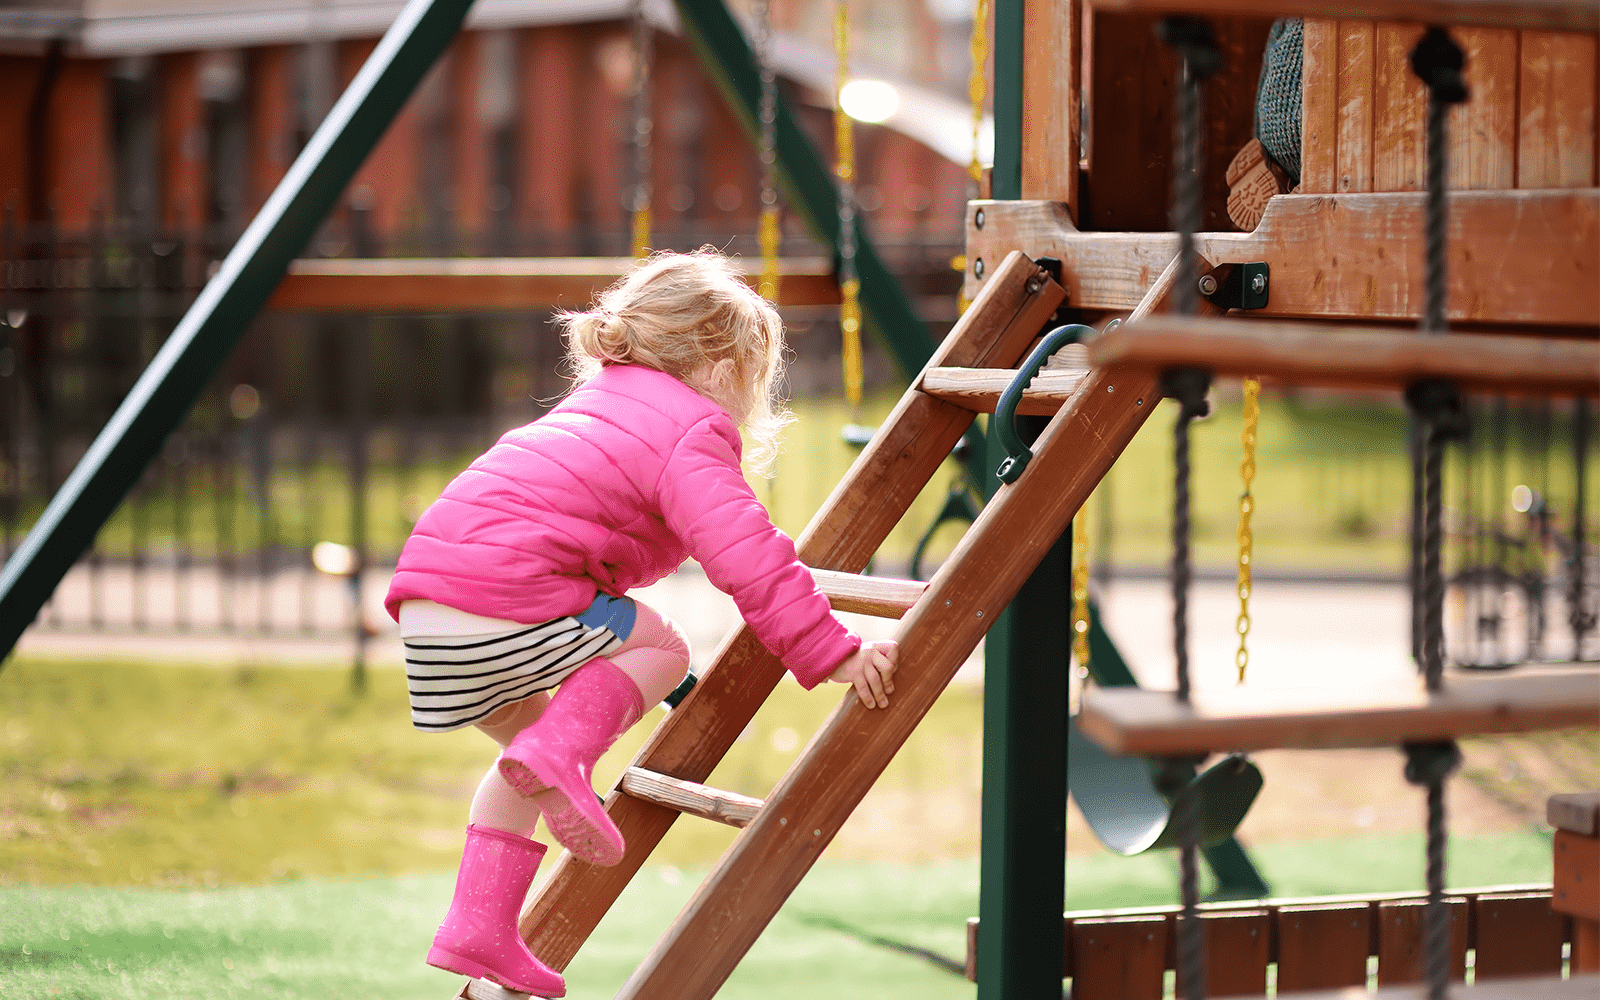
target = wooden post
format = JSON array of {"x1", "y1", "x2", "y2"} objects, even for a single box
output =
[
  {"x1": 1549, "y1": 792, "x2": 1600, "y2": 973},
  {"x1": 1021, "y1": 0, "x2": 1082, "y2": 215}
]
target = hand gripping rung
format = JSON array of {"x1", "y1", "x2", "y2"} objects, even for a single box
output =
[{"x1": 619, "y1": 767, "x2": 764, "y2": 829}]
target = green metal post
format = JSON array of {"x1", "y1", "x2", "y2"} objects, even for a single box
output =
[
  {"x1": 0, "y1": 0, "x2": 477, "y2": 661},
  {"x1": 672, "y1": 0, "x2": 988, "y2": 488},
  {"x1": 978, "y1": 415, "x2": 1069, "y2": 999},
  {"x1": 978, "y1": 5, "x2": 1065, "y2": 995}
]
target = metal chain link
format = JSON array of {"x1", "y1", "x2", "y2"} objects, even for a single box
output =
[
  {"x1": 1236, "y1": 377, "x2": 1259, "y2": 683},
  {"x1": 628, "y1": 0, "x2": 654, "y2": 259},
  {"x1": 752, "y1": 0, "x2": 781, "y2": 303},
  {"x1": 834, "y1": 1, "x2": 861, "y2": 411},
  {"x1": 968, "y1": 0, "x2": 989, "y2": 186},
  {"x1": 1072, "y1": 508, "x2": 1091, "y2": 674}
]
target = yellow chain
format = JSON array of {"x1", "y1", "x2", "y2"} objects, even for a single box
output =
[
  {"x1": 1235, "y1": 378, "x2": 1260, "y2": 683},
  {"x1": 834, "y1": 2, "x2": 861, "y2": 409},
  {"x1": 968, "y1": 0, "x2": 989, "y2": 186},
  {"x1": 1072, "y1": 506, "x2": 1091, "y2": 673},
  {"x1": 759, "y1": 207, "x2": 782, "y2": 303},
  {"x1": 630, "y1": 205, "x2": 652, "y2": 261}
]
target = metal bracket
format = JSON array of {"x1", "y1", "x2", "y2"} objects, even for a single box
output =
[{"x1": 1199, "y1": 262, "x2": 1270, "y2": 311}]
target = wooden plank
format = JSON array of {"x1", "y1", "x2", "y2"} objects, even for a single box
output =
[
  {"x1": 265, "y1": 256, "x2": 842, "y2": 313},
  {"x1": 1083, "y1": 0, "x2": 1599, "y2": 32},
  {"x1": 919, "y1": 367, "x2": 1090, "y2": 415},
  {"x1": 1301, "y1": 19, "x2": 1341, "y2": 194},
  {"x1": 1336, "y1": 20, "x2": 1377, "y2": 193},
  {"x1": 1275, "y1": 903, "x2": 1372, "y2": 992},
  {"x1": 1374, "y1": 897, "x2": 1468, "y2": 984},
  {"x1": 1021, "y1": 0, "x2": 1082, "y2": 217},
  {"x1": 1069, "y1": 916, "x2": 1169, "y2": 1000},
  {"x1": 1548, "y1": 791, "x2": 1600, "y2": 835},
  {"x1": 1374, "y1": 22, "x2": 1429, "y2": 192},
  {"x1": 617, "y1": 768, "x2": 762, "y2": 828},
  {"x1": 518, "y1": 251, "x2": 1066, "y2": 969},
  {"x1": 1196, "y1": 909, "x2": 1270, "y2": 998},
  {"x1": 1246, "y1": 974, "x2": 1599, "y2": 999},
  {"x1": 609, "y1": 272, "x2": 1172, "y2": 998},
  {"x1": 1087, "y1": 317, "x2": 1600, "y2": 396},
  {"x1": 1450, "y1": 28, "x2": 1520, "y2": 190},
  {"x1": 963, "y1": 191, "x2": 1600, "y2": 326},
  {"x1": 1518, "y1": 31, "x2": 1599, "y2": 188},
  {"x1": 1077, "y1": 667, "x2": 1600, "y2": 756},
  {"x1": 810, "y1": 568, "x2": 927, "y2": 619},
  {"x1": 1472, "y1": 892, "x2": 1568, "y2": 978},
  {"x1": 1577, "y1": 917, "x2": 1600, "y2": 973},
  {"x1": 1553, "y1": 829, "x2": 1600, "y2": 919}
]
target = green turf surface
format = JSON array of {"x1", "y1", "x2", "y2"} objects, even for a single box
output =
[{"x1": 0, "y1": 830, "x2": 1556, "y2": 1000}]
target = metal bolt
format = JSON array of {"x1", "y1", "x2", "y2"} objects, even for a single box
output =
[
  {"x1": 975, "y1": 610, "x2": 984, "y2": 618},
  {"x1": 975, "y1": 207, "x2": 985, "y2": 229},
  {"x1": 1251, "y1": 272, "x2": 1267, "y2": 294},
  {"x1": 1198, "y1": 273, "x2": 1218, "y2": 296},
  {"x1": 778, "y1": 817, "x2": 787, "y2": 826},
  {"x1": 1107, "y1": 385, "x2": 1115, "y2": 393},
  {"x1": 945, "y1": 599, "x2": 952, "y2": 607},
  {"x1": 813, "y1": 829, "x2": 821, "y2": 837},
  {"x1": 1025, "y1": 278, "x2": 1041, "y2": 294},
  {"x1": 973, "y1": 257, "x2": 985, "y2": 278}
]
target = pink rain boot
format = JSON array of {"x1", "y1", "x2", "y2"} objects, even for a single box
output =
[
  {"x1": 427, "y1": 825, "x2": 566, "y2": 997},
  {"x1": 497, "y1": 657, "x2": 644, "y2": 867}
]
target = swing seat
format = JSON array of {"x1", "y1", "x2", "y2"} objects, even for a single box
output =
[{"x1": 1068, "y1": 716, "x2": 1264, "y2": 855}]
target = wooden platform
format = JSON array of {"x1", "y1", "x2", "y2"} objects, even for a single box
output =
[
  {"x1": 1222, "y1": 975, "x2": 1599, "y2": 999},
  {"x1": 265, "y1": 256, "x2": 841, "y2": 312},
  {"x1": 1087, "y1": 316, "x2": 1600, "y2": 396},
  {"x1": 1086, "y1": 0, "x2": 1599, "y2": 32},
  {"x1": 1077, "y1": 667, "x2": 1599, "y2": 756}
]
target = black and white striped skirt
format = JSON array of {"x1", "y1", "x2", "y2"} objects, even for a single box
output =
[{"x1": 404, "y1": 593, "x2": 636, "y2": 732}]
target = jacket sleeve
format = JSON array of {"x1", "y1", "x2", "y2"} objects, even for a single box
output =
[{"x1": 656, "y1": 415, "x2": 860, "y2": 688}]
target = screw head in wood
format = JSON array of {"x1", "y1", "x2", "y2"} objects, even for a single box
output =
[
  {"x1": 975, "y1": 207, "x2": 985, "y2": 229},
  {"x1": 973, "y1": 257, "x2": 985, "y2": 278}
]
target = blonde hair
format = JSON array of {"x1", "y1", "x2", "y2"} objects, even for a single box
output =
[{"x1": 556, "y1": 248, "x2": 794, "y2": 476}]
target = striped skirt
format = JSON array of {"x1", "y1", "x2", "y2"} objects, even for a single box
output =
[{"x1": 404, "y1": 593, "x2": 636, "y2": 732}]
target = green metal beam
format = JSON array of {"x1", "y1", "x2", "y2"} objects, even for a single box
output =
[
  {"x1": 672, "y1": 0, "x2": 989, "y2": 489},
  {"x1": 0, "y1": 0, "x2": 477, "y2": 662},
  {"x1": 991, "y1": 0, "x2": 1025, "y2": 200}
]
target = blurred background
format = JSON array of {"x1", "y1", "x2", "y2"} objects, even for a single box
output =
[{"x1": 0, "y1": 2, "x2": 1595, "y2": 999}]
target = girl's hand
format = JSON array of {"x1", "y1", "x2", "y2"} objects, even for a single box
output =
[{"x1": 829, "y1": 640, "x2": 898, "y2": 709}]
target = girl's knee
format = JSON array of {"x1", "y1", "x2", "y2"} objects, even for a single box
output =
[{"x1": 625, "y1": 602, "x2": 691, "y2": 669}]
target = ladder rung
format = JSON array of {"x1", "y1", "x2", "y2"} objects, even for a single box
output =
[
  {"x1": 920, "y1": 367, "x2": 1089, "y2": 414},
  {"x1": 1078, "y1": 668, "x2": 1600, "y2": 757},
  {"x1": 1089, "y1": 317, "x2": 1600, "y2": 396},
  {"x1": 619, "y1": 767, "x2": 763, "y2": 829},
  {"x1": 812, "y1": 568, "x2": 928, "y2": 618}
]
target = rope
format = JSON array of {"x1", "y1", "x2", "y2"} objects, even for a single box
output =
[
  {"x1": 1236, "y1": 378, "x2": 1259, "y2": 683},
  {"x1": 1574, "y1": 398, "x2": 1593, "y2": 654},
  {"x1": 628, "y1": 0, "x2": 654, "y2": 259},
  {"x1": 834, "y1": 1, "x2": 862, "y2": 411},
  {"x1": 1406, "y1": 29, "x2": 1469, "y2": 1000},
  {"x1": 752, "y1": 0, "x2": 781, "y2": 302}
]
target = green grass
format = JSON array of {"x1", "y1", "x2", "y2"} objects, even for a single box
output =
[{"x1": 0, "y1": 831, "x2": 1558, "y2": 1000}]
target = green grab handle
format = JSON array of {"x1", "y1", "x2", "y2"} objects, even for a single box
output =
[{"x1": 994, "y1": 324, "x2": 1096, "y2": 484}]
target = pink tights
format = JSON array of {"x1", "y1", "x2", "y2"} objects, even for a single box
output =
[{"x1": 467, "y1": 601, "x2": 689, "y2": 836}]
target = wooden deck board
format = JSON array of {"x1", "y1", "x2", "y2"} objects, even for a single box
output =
[{"x1": 1077, "y1": 667, "x2": 1599, "y2": 755}]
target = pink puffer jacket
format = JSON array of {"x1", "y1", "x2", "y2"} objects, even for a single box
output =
[{"x1": 384, "y1": 364, "x2": 859, "y2": 689}]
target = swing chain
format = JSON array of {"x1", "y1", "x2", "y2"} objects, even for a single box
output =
[
  {"x1": 968, "y1": 0, "x2": 989, "y2": 186},
  {"x1": 628, "y1": 0, "x2": 654, "y2": 259},
  {"x1": 834, "y1": 1, "x2": 862, "y2": 410},
  {"x1": 752, "y1": 0, "x2": 781, "y2": 303},
  {"x1": 1072, "y1": 507, "x2": 1091, "y2": 675},
  {"x1": 1236, "y1": 378, "x2": 1260, "y2": 683}
]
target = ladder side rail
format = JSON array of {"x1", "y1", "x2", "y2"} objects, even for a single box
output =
[
  {"x1": 614, "y1": 362, "x2": 1169, "y2": 1000},
  {"x1": 518, "y1": 251, "x2": 1065, "y2": 966}
]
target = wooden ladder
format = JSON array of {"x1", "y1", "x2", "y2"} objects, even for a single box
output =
[{"x1": 450, "y1": 249, "x2": 1173, "y2": 1000}]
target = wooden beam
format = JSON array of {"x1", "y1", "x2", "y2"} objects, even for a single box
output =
[
  {"x1": 811, "y1": 568, "x2": 928, "y2": 619},
  {"x1": 1085, "y1": 0, "x2": 1599, "y2": 32},
  {"x1": 1021, "y1": 0, "x2": 1082, "y2": 218},
  {"x1": 517, "y1": 251, "x2": 1066, "y2": 969},
  {"x1": 265, "y1": 256, "x2": 842, "y2": 313},
  {"x1": 1077, "y1": 667, "x2": 1599, "y2": 756},
  {"x1": 964, "y1": 191, "x2": 1600, "y2": 326},
  {"x1": 1087, "y1": 316, "x2": 1600, "y2": 395},
  {"x1": 1252, "y1": 974, "x2": 1599, "y2": 999},
  {"x1": 618, "y1": 768, "x2": 762, "y2": 829},
  {"x1": 1548, "y1": 791, "x2": 1600, "y2": 835},
  {"x1": 920, "y1": 367, "x2": 1090, "y2": 414}
]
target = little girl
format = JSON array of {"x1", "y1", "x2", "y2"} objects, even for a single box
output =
[{"x1": 385, "y1": 249, "x2": 898, "y2": 997}]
